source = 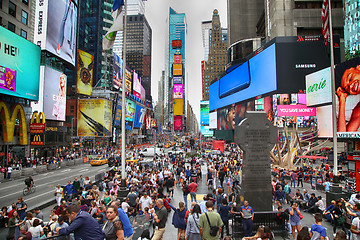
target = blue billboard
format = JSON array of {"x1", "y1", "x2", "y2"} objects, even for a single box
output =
[
  {"x1": 114, "y1": 96, "x2": 122, "y2": 127},
  {"x1": 201, "y1": 126, "x2": 213, "y2": 137},
  {"x1": 133, "y1": 105, "x2": 145, "y2": 128},
  {"x1": 209, "y1": 44, "x2": 277, "y2": 111},
  {"x1": 200, "y1": 100, "x2": 209, "y2": 125},
  {"x1": 0, "y1": 27, "x2": 41, "y2": 100}
]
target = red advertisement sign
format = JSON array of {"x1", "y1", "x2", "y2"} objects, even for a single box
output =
[
  {"x1": 174, "y1": 116, "x2": 182, "y2": 130},
  {"x1": 172, "y1": 40, "x2": 182, "y2": 48}
]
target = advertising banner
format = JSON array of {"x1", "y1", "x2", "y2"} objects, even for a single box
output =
[
  {"x1": 174, "y1": 54, "x2": 182, "y2": 64},
  {"x1": 173, "y1": 64, "x2": 183, "y2": 76},
  {"x1": 174, "y1": 116, "x2": 183, "y2": 130},
  {"x1": 140, "y1": 85, "x2": 146, "y2": 100},
  {"x1": 209, "y1": 111, "x2": 217, "y2": 129},
  {"x1": 133, "y1": 105, "x2": 145, "y2": 128},
  {"x1": 173, "y1": 99, "x2": 183, "y2": 116},
  {"x1": 277, "y1": 105, "x2": 316, "y2": 117},
  {"x1": 145, "y1": 109, "x2": 151, "y2": 130},
  {"x1": 114, "y1": 96, "x2": 122, "y2": 127},
  {"x1": 43, "y1": 67, "x2": 67, "y2": 121},
  {"x1": 173, "y1": 84, "x2": 183, "y2": 99},
  {"x1": 200, "y1": 100, "x2": 209, "y2": 125},
  {"x1": 317, "y1": 105, "x2": 332, "y2": 138},
  {"x1": 34, "y1": 0, "x2": 78, "y2": 66},
  {"x1": 305, "y1": 67, "x2": 331, "y2": 107},
  {"x1": 0, "y1": 27, "x2": 41, "y2": 101},
  {"x1": 201, "y1": 125, "x2": 214, "y2": 137},
  {"x1": 173, "y1": 77, "x2": 182, "y2": 84},
  {"x1": 113, "y1": 53, "x2": 122, "y2": 90},
  {"x1": 31, "y1": 67, "x2": 45, "y2": 113},
  {"x1": 172, "y1": 40, "x2": 182, "y2": 48},
  {"x1": 76, "y1": 49, "x2": 93, "y2": 96},
  {"x1": 133, "y1": 71, "x2": 141, "y2": 95},
  {"x1": 125, "y1": 68, "x2": 132, "y2": 93},
  {"x1": 344, "y1": 0, "x2": 360, "y2": 60},
  {"x1": 125, "y1": 99, "x2": 136, "y2": 122},
  {"x1": 77, "y1": 99, "x2": 112, "y2": 137}
]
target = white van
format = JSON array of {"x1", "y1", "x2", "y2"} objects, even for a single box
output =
[{"x1": 139, "y1": 148, "x2": 163, "y2": 157}]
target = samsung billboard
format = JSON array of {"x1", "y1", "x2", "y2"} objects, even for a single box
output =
[{"x1": 209, "y1": 36, "x2": 340, "y2": 112}]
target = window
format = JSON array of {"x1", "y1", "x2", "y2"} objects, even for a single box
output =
[
  {"x1": 21, "y1": 10, "x2": 28, "y2": 25},
  {"x1": 0, "y1": 0, "x2": 2, "y2": 9},
  {"x1": 8, "y1": 22, "x2": 15, "y2": 32},
  {"x1": 22, "y1": 0, "x2": 28, "y2": 5},
  {"x1": 20, "y1": 29, "x2": 27, "y2": 39},
  {"x1": 9, "y1": 1, "x2": 16, "y2": 17}
]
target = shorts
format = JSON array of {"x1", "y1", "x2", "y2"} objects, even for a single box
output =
[{"x1": 290, "y1": 219, "x2": 301, "y2": 226}]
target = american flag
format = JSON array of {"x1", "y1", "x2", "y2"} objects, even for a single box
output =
[{"x1": 321, "y1": 0, "x2": 329, "y2": 44}]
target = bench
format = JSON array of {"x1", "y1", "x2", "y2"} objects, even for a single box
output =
[{"x1": 231, "y1": 211, "x2": 288, "y2": 239}]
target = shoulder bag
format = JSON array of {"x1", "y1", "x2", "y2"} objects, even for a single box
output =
[{"x1": 205, "y1": 213, "x2": 219, "y2": 237}]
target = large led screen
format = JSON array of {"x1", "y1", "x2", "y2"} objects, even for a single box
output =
[
  {"x1": 219, "y1": 61, "x2": 250, "y2": 98},
  {"x1": 77, "y1": 49, "x2": 93, "y2": 96},
  {"x1": 113, "y1": 53, "x2": 122, "y2": 90},
  {"x1": 133, "y1": 71, "x2": 141, "y2": 95},
  {"x1": 114, "y1": 96, "x2": 122, "y2": 127},
  {"x1": 78, "y1": 99, "x2": 112, "y2": 137},
  {"x1": 200, "y1": 101, "x2": 209, "y2": 125},
  {"x1": 173, "y1": 99, "x2": 183, "y2": 116},
  {"x1": 305, "y1": 67, "x2": 331, "y2": 107},
  {"x1": 0, "y1": 27, "x2": 41, "y2": 100},
  {"x1": 125, "y1": 99, "x2": 136, "y2": 122},
  {"x1": 201, "y1": 125, "x2": 214, "y2": 137},
  {"x1": 34, "y1": 0, "x2": 78, "y2": 66},
  {"x1": 209, "y1": 44, "x2": 277, "y2": 111},
  {"x1": 344, "y1": 0, "x2": 360, "y2": 60},
  {"x1": 43, "y1": 67, "x2": 67, "y2": 121},
  {"x1": 173, "y1": 64, "x2": 183, "y2": 76},
  {"x1": 133, "y1": 105, "x2": 145, "y2": 128},
  {"x1": 125, "y1": 68, "x2": 132, "y2": 93},
  {"x1": 174, "y1": 116, "x2": 183, "y2": 130},
  {"x1": 173, "y1": 84, "x2": 183, "y2": 99},
  {"x1": 209, "y1": 112, "x2": 217, "y2": 129}
]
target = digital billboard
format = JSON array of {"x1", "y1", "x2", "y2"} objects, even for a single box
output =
[
  {"x1": 173, "y1": 84, "x2": 183, "y2": 99},
  {"x1": 34, "y1": 0, "x2": 78, "y2": 66},
  {"x1": 173, "y1": 77, "x2": 182, "y2": 84},
  {"x1": 174, "y1": 116, "x2": 183, "y2": 130},
  {"x1": 0, "y1": 27, "x2": 41, "y2": 101},
  {"x1": 209, "y1": 111, "x2": 217, "y2": 129},
  {"x1": 344, "y1": 0, "x2": 360, "y2": 60},
  {"x1": 133, "y1": 105, "x2": 145, "y2": 128},
  {"x1": 114, "y1": 96, "x2": 122, "y2": 127},
  {"x1": 125, "y1": 99, "x2": 136, "y2": 122},
  {"x1": 277, "y1": 105, "x2": 316, "y2": 117},
  {"x1": 43, "y1": 67, "x2": 67, "y2": 121},
  {"x1": 210, "y1": 44, "x2": 277, "y2": 111},
  {"x1": 200, "y1": 101, "x2": 209, "y2": 125},
  {"x1": 172, "y1": 40, "x2": 182, "y2": 48},
  {"x1": 173, "y1": 99, "x2": 183, "y2": 116},
  {"x1": 77, "y1": 99, "x2": 112, "y2": 137},
  {"x1": 133, "y1": 71, "x2": 141, "y2": 96},
  {"x1": 305, "y1": 67, "x2": 331, "y2": 107},
  {"x1": 113, "y1": 53, "x2": 122, "y2": 90},
  {"x1": 76, "y1": 49, "x2": 93, "y2": 96},
  {"x1": 174, "y1": 54, "x2": 182, "y2": 64},
  {"x1": 201, "y1": 126, "x2": 214, "y2": 137},
  {"x1": 173, "y1": 64, "x2": 183, "y2": 76},
  {"x1": 317, "y1": 105, "x2": 332, "y2": 138},
  {"x1": 125, "y1": 68, "x2": 132, "y2": 93},
  {"x1": 217, "y1": 101, "x2": 255, "y2": 130}
]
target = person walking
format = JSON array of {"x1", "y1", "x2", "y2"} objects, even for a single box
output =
[
  {"x1": 289, "y1": 202, "x2": 302, "y2": 239},
  {"x1": 297, "y1": 170, "x2": 303, "y2": 187},
  {"x1": 290, "y1": 171, "x2": 297, "y2": 188},
  {"x1": 182, "y1": 181, "x2": 191, "y2": 210},
  {"x1": 151, "y1": 199, "x2": 168, "y2": 240},
  {"x1": 64, "y1": 181, "x2": 74, "y2": 201},
  {"x1": 185, "y1": 204, "x2": 201, "y2": 240},
  {"x1": 240, "y1": 200, "x2": 254, "y2": 237},
  {"x1": 188, "y1": 179, "x2": 198, "y2": 203},
  {"x1": 219, "y1": 199, "x2": 232, "y2": 239},
  {"x1": 199, "y1": 200, "x2": 223, "y2": 240},
  {"x1": 55, "y1": 184, "x2": 63, "y2": 206},
  {"x1": 309, "y1": 213, "x2": 327, "y2": 240},
  {"x1": 102, "y1": 206, "x2": 124, "y2": 240}
]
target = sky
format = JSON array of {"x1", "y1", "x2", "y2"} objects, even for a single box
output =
[{"x1": 143, "y1": 0, "x2": 228, "y2": 124}]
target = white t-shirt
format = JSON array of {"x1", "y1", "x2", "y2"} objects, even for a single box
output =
[
  {"x1": 122, "y1": 202, "x2": 130, "y2": 213},
  {"x1": 55, "y1": 187, "x2": 63, "y2": 197},
  {"x1": 139, "y1": 196, "x2": 152, "y2": 212},
  {"x1": 28, "y1": 225, "x2": 43, "y2": 238},
  {"x1": 352, "y1": 217, "x2": 360, "y2": 240}
]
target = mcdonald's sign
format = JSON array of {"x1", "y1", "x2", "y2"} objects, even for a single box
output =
[
  {"x1": 30, "y1": 112, "x2": 45, "y2": 134},
  {"x1": 0, "y1": 101, "x2": 27, "y2": 145},
  {"x1": 30, "y1": 133, "x2": 44, "y2": 145}
]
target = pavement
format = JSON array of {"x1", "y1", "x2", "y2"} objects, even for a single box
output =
[{"x1": 0, "y1": 160, "x2": 349, "y2": 239}]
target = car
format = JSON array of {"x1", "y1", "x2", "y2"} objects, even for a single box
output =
[
  {"x1": 139, "y1": 148, "x2": 163, "y2": 157},
  {"x1": 168, "y1": 147, "x2": 184, "y2": 155},
  {"x1": 126, "y1": 157, "x2": 139, "y2": 164},
  {"x1": 108, "y1": 156, "x2": 121, "y2": 167},
  {"x1": 90, "y1": 157, "x2": 108, "y2": 166}
]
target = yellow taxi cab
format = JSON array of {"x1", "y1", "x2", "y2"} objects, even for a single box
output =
[
  {"x1": 164, "y1": 144, "x2": 170, "y2": 148},
  {"x1": 90, "y1": 157, "x2": 108, "y2": 166},
  {"x1": 126, "y1": 157, "x2": 139, "y2": 164}
]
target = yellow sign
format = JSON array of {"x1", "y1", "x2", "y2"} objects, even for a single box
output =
[
  {"x1": 30, "y1": 112, "x2": 45, "y2": 124},
  {"x1": 173, "y1": 99, "x2": 183, "y2": 116},
  {"x1": 76, "y1": 49, "x2": 94, "y2": 96},
  {"x1": 0, "y1": 101, "x2": 27, "y2": 145},
  {"x1": 30, "y1": 133, "x2": 44, "y2": 145},
  {"x1": 173, "y1": 64, "x2": 183, "y2": 76},
  {"x1": 77, "y1": 99, "x2": 112, "y2": 137}
]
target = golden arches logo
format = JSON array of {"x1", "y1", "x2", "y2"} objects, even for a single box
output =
[
  {"x1": 0, "y1": 101, "x2": 27, "y2": 145},
  {"x1": 33, "y1": 135, "x2": 41, "y2": 142},
  {"x1": 30, "y1": 112, "x2": 45, "y2": 124}
]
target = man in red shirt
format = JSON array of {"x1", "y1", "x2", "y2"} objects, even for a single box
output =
[{"x1": 188, "y1": 179, "x2": 198, "y2": 203}]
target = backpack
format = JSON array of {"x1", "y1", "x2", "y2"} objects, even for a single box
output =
[
  {"x1": 25, "y1": 178, "x2": 30, "y2": 185},
  {"x1": 43, "y1": 222, "x2": 55, "y2": 236},
  {"x1": 183, "y1": 185, "x2": 190, "y2": 195}
]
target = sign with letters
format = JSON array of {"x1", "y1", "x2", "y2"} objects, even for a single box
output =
[{"x1": 30, "y1": 112, "x2": 45, "y2": 145}]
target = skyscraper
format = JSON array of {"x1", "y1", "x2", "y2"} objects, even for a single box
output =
[{"x1": 202, "y1": 10, "x2": 227, "y2": 100}]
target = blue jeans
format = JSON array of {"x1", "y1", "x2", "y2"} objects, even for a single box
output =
[
  {"x1": 190, "y1": 192, "x2": 196, "y2": 203},
  {"x1": 290, "y1": 179, "x2": 296, "y2": 187},
  {"x1": 183, "y1": 194, "x2": 188, "y2": 209},
  {"x1": 243, "y1": 218, "x2": 253, "y2": 237}
]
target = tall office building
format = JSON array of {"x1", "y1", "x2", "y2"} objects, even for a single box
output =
[
  {"x1": 165, "y1": 7, "x2": 186, "y2": 131},
  {"x1": 0, "y1": 0, "x2": 34, "y2": 41},
  {"x1": 202, "y1": 10, "x2": 227, "y2": 100}
]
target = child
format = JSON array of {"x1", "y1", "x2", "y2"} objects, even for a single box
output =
[{"x1": 309, "y1": 213, "x2": 326, "y2": 240}]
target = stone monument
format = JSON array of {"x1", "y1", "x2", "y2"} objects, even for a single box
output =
[{"x1": 235, "y1": 111, "x2": 277, "y2": 211}]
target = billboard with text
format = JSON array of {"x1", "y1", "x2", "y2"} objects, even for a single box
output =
[
  {"x1": 125, "y1": 99, "x2": 136, "y2": 122},
  {"x1": 200, "y1": 101, "x2": 209, "y2": 126},
  {"x1": 76, "y1": 49, "x2": 93, "y2": 96},
  {"x1": 305, "y1": 67, "x2": 331, "y2": 107},
  {"x1": 133, "y1": 105, "x2": 145, "y2": 128},
  {"x1": 173, "y1": 84, "x2": 183, "y2": 99}
]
